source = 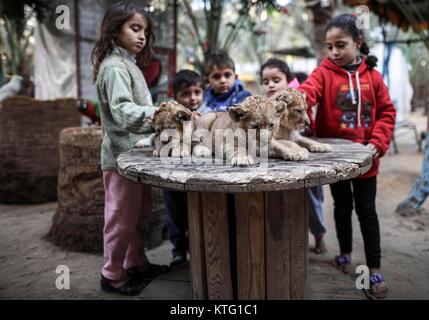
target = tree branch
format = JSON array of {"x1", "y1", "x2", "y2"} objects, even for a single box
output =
[
  {"x1": 222, "y1": 13, "x2": 246, "y2": 52},
  {"x1": 182, "y1": 0, "x2": 206, "y2": 55}
]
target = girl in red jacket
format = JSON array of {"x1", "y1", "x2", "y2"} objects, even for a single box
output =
[{"x1": 299, "y1": 13, "x2": 396, "y2": 299}]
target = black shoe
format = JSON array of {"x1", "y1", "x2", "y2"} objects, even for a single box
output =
[
  {"x1": 100, "y1": 274, "x2": 145, "y2": 296},
  {"x1": 170, "y1": 254, "x2": 186, "y2": 267},
  {"x1": 127, "y1": 264, "x2": 170, "y2": 283}
]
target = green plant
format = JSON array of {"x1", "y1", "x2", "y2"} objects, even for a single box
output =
[{"x1": 0, "y1": 1, "x2": 48, "y2": 78}]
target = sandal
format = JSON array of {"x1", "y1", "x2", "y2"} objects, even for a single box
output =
[
  {"x1": 127, "y1": 263, "x2": 170, "y2": 283},
  {"x1": 333, "y1": 255, "x2": 352, "y2": 274},
  {"x1": 170, "y1": 254, "x2": 187, "y2": 267},
  {"x1": 365, "y1": 273, "x2": 388, "y2": 299},
  {"x1": 100, "y1": 273, "x2": 145, "y2": 296}
]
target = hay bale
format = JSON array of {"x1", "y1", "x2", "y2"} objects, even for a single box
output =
[
  {"x1": 47, "y1": 127, "x2": 167, "y2": 253},
  {"x1": 0, "y1": 96, "x2": 81, "y2": 203},
  {"x1": 47, "y1": 126, "x2": 104, "y2": 253}
]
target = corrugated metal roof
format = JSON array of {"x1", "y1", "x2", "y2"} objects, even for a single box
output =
[{"x1": 345, "y1": 0, "x2": 429, "y2": 31}]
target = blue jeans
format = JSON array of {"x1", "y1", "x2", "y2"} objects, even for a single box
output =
[
  {"x1": 163, "y1": 191, "x2": 188, "y2": 257},
  {"x1": 308, "y1": 185, "x2": 326, "y2": 236},
  {"x1": 398, "y1": 136, "x2": 429, "y2": 209}
]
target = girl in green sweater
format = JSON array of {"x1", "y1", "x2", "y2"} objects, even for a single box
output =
[{"x1": 91, "y1": 1, "x2": 167, "y2": 296}]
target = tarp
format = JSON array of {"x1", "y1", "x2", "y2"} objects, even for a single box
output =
[
  {"x1": 372, "y1": 43, "x2": 413, "y2": 123},
  {"x1": 34, "y1": 0, "x2": 77, "y2": 100}
]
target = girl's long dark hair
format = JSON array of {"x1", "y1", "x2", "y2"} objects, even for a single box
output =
[
  {"x1": 325, "y1": 13, "x2": 378, "y2": 69},
  {"x1": 91, "y1": 1, "x2": 155, "y2": 82}
]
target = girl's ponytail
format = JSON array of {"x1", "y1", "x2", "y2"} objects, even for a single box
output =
[
  {"x1": 360, "y1": 42, "x2": 370, "y2": 55},
  {"x1": 360, "y1": 42, "x2": 378, "y2": 69}
]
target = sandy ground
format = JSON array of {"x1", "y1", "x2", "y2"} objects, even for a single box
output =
[{"x1": 0, "y1": 112, "x2": 428, "y2": 300}]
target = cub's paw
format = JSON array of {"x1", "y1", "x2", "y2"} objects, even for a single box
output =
[
  {"x1": 283, "y1": 149, "x2": 309, "y2": 161},
  {"x1": 153, "y1": 149, "x2": 161, "y2": 157},
  {"x1": 231, "y1": 155, "x2": 254, "y2": 167},
  {"x1": 135, "y1": 137, "x2": 152, "y2": 148},
  {"x1": 171, "y1": 146, "x2": 182, "y2": 158},
  {"x1": 309, "y1": 143, "x2": 332, "y2": 153},
  {"x1": 193, "y1": 145, "x2": 212, "y2": 157},
  {"x1": 181, "y1": 148, "x2": 191, "y2": 158},
  {"x1": 294, "y1": 149, "x2": 310, "y2": 160}
]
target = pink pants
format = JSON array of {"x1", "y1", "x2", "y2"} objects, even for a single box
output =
[{"x1": 101, "y1": 171, "x2": 152, "y2": 281}]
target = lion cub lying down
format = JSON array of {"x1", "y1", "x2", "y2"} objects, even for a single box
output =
[
  {"x1": 193, "y1": 95, "x2": 293, "y2": 166},
  {"x1": 271, "y1": 88, "x2": 332, "y2": 160},
  {"x1": 135, "y1": 101, "x2": 194, "y2": 157}
]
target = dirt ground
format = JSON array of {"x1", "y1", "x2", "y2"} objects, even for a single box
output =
[{"x1": 0, "y1": 112, "x2": 428, "y2": 300}]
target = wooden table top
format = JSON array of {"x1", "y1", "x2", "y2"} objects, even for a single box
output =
[{"x1": 117, "y1": 138, "x2": 372, "y2": 193}]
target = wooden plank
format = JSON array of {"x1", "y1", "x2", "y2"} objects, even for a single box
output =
[
  {"x1": 201, "y1": 192, "x2": 233, "y2": 299},
  {"x1": 265, "y1": 191, "x2": 291, "y2": 299},
  {"x1": 304, "y1": 189, "x2": 309, "y2": 296},
  {"x1": 235, "y1": 192, "x2": 265, "y2": 299},
  {"x1": 187, "y1": 192, "x2": 207, "y2": 299},
  {"x1": 287, "y1": 188, "x2": 308, "y2": 299}
]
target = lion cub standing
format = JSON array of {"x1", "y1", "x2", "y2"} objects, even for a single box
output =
[
  {"x1": 271, "y1": 88, "x2": 332, "y2": 160},
  {"x1": 135, "y1": 101, "x2": 194, "y2": 157},
  {"x1": 193, "y1": 95, "x2": 288, "y2": 166}
]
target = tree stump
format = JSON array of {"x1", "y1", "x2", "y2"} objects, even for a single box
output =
[
  {"x1": 0, "y1": 96, "x2": 80, "y2": 203},
  {"x1": 47, "y1": 127, "x2": 167, "y2": 253}
]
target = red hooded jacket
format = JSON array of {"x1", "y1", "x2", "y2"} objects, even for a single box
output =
[{"x1": 299, "y1": 57, "x2": 396, "y2": 178}]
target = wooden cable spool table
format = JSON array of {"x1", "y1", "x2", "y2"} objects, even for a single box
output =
[{"x1": 117, "y1": 138, "x2": 372, "y2": 300}]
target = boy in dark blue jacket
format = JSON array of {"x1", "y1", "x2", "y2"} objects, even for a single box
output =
[{"x1": 198, "y1": 52, "x2": 251, "y2": 113}]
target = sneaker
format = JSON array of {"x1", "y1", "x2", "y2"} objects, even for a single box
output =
[{"x1": 396, "y1": 203, "x2": 427, "y2": 216}]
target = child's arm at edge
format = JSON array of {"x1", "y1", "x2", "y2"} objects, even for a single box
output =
[{"x1": 298, "y1": 68, "x2": 324, "y2": 132}]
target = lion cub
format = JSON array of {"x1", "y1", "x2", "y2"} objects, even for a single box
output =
[
  {"x1": 271, "y1": 88, "x2": 332, "y2": 160},
  {"x1": 135, "y1": 101, "x2": 194, "y2": 157},
  {"x1": 193, "y1": 95, "x2": 288, "y2": 166}
]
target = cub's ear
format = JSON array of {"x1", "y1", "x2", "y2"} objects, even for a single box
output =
[
  {"x1": 274, "y1": 101, "x2": 287, "y2": 117},
  {"x1": 175, "y1": 109, "x2": 192, "y2": 122},
  {"x1": 277, "y1": 88, "x2": 294, "y2": 105},
  {"x1": 158, "y1": 101, "x2": 169, "y2": 109},
  {"x1": 228, "y1": 104, "x2": 249, "y2": 122}
]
